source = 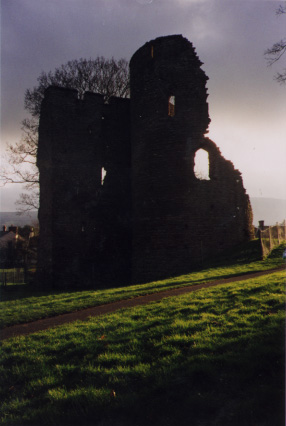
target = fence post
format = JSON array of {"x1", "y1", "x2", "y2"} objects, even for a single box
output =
[
  {"x1": 277, "y1": 223, "x2": 280, "y2": 245},
  {"x1": 259, "y1": 225, "x2": 264, "y2": 258},
  {"x1": 269, "y1": 226, "x2": 273, "y2": 251}
]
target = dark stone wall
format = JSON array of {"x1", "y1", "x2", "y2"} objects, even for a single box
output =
[
  {"x1": 37, "y1": 87, "x2": 131, "y2": 288},
  {"x1": 37, "y1": 35, "x2": 253, "y2": 289},
  {"x1": 130, "y1": 35, "x2": 253, "y2": 283},
  {"x1": 95, "y1": 97, "x2": 132, "y2": 285}
]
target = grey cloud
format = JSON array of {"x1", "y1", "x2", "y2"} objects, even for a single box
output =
[{"x1": 1, "y1": 0, "x2": 285, "y2": 208}]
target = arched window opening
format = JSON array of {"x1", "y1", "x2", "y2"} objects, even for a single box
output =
[
  {"x1": 101, "y1": 167, "x2": 106, "y2": 185},
  {"x1": 168, "y1": 96, "x2": 175, "y2": 117},
  {"x1": 194, "y1": 149, "x2": 210, "y2": 180}
]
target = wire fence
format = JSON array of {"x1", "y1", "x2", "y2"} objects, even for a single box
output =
[
  {"x1": 1, "y1": 268, "x2": 26, "y2": 286},
  {"x1": 259, "y1": 220, "x2": 286, "y2": 258}
]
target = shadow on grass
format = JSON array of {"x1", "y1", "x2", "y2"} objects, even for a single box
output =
[
  {"x1": 67, "y1": 325, "x2": 284, "y2": 426},
  {"x1": 2, "y1": 307, "x2": 284, "y2": 426},
  {"x1": 203, "y1": 239, "x2": 263, "y2": 267},
  {"x1": 0, "y1": 270, "x2": 270, "y2": 305}
]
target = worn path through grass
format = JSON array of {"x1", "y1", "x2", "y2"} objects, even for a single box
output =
[
  {"x1": 1, "y1": 265, "x2": 284, "y2": 340},
  {"x1": 1, "y1": 241, "x2": 285, "y2": 329}
]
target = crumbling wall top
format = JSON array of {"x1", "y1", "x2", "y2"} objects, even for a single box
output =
[{"x1": 130, "y1": 34, "x2": 204, "y2": 68}]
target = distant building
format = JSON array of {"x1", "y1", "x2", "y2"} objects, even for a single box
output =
[
  {"x1": 0, "y1": 225, "x2": 26, "y2": 268},
  {"x1": 0, "y1": 225, "x2": 22, "y2": 248}
]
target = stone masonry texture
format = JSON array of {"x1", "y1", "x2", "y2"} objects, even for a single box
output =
[{"x1": 37, "y1": 35, "x2": 254, "y2": 289}]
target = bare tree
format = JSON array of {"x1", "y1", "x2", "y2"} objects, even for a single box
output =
[
  {"x1": 2, "y1": 118, "x2": 39, "y2": 212},
  {"x1": 1, "y1": 57, "x2": 130, "y2": 212},
  {"x1": 265, "y1": 4, "x2": 286, "y2": 84},
  {"x1": 25, "y1": 57, "x2": 130, "y2": 117}
]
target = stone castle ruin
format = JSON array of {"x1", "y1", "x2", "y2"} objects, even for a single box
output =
[{"x1": 37, "y1": 35, "x2": 253, "y2": 288}]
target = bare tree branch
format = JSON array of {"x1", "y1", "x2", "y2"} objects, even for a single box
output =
[
  {"x1": 265, "y1": 3, "x2": 286, "y2": 84},
  {"x1": 265, "y1": 40, "x2": 286, "y2": 66},
  {"x1": 15, "y1": 191, "x2": 39, "y2": 213},
  {"x1": 276, "y1": 4, "x2": 286, "y2": 15},
  {"x1": 276, "y1": 69, "x2": 286, "y2": 84}
]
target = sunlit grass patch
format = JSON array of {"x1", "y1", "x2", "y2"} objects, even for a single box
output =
[{"x1": 0, "y1": 271, "x2": 284, "y2": 425}]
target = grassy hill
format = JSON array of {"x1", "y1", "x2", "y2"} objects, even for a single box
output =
[
  {"x1": 1, "y1": 241, "x2": 285, "y2": 328},
  {"x1": 0, "y1": 242, "x2": 285, "y2": 425},
  {"x1": 1, "y1": 270, "x2": 284, "y2": 426}
]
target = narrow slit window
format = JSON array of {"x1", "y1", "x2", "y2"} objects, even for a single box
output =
[
  {"x1": 151, "y1": 45, "x2": 154, "y2": 58},
  {"x1": 101, "y1": 167, "x2": 106, "y2": 185},
  {"x1": 168, "y1": 96, "x2": 175, "y2": 117},
  {"x1": 194, "y1": 149, "x2": 210, "y2": 180}
]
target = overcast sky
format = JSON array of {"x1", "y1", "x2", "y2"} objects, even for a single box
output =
[{"x1": 1, "y1": 0, "x2": 285, "y2": 211}]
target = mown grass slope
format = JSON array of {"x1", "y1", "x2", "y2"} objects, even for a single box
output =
[
  {"x1": 0, "y1": 241, "x2": 285, "y2": 328},
  {"x1": 0, "y1": 270, "x2": 285, "y2": 426}
]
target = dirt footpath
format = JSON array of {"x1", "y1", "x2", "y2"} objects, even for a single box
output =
[{"x1": 1, "y1": 267, "x2": 284, "y2": 341}]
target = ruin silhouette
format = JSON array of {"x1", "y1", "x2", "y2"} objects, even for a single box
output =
[{"x1": 37, "y1": 35, "x2": 253, "y2": 288}]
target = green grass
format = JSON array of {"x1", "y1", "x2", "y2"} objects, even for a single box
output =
[
  {"x1": 0, "y1": 271, "x2": 284, "y2": 425},
  {"x1": 0, "y1": 241, "x2": 285, "y2": 328}
]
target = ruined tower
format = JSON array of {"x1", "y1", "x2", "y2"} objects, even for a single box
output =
[
  {"x1": 130, "y1": 35, "x2": 253, "y2": 282},
  {"x1": 37, "y1": 35, "x2": 253, "y2": 289}
]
